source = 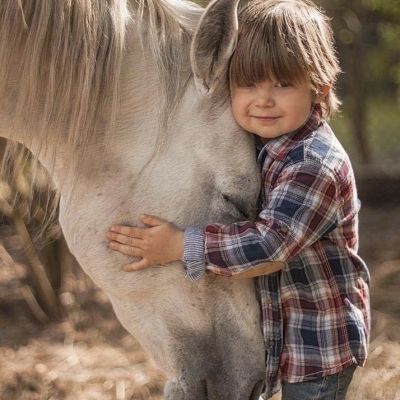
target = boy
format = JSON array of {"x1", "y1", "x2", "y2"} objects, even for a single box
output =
[{"x1": 107, "y1": 1, "x2": 370, "y2": 398}]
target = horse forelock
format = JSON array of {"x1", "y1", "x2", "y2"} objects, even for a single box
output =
[{"x1": 135, "y1": 0, "x2": 203, "y2": 122}]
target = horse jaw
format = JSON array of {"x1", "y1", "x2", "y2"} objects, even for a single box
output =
[{"x1": 108, "y1": 271, "x2": 265, "y2": 400}]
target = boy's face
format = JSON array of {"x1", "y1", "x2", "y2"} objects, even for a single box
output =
[{"x1": 231, "y1": 79, "x2": 325, "y2": 142}]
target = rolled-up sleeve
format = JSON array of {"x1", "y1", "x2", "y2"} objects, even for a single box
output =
[{"x1": 183, "y1": 227, "x2": 206, "y2": 281}]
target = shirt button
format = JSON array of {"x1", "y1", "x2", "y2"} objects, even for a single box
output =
[
  {"x1": 279, "y1": 226, "x2": 288, "y2": 237},
  {"x1": 266, "y1": 298, "x2": 273, "y2": 307},
  {"x1": 269, "y1": 340, "x2": 275, "y2": 347}
]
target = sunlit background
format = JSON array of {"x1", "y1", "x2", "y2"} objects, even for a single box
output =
[{"x1": 0, "y1": 1, "x2": 399, "y2": 399}]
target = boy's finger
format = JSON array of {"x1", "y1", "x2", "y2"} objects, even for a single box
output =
[
  {"x1": 107, "y1": 231, "x2": 142, "y2": 247},
  {"x1": 124, "y1": 258, "x2": 151, "y2": 272},
  {"x1": 109, "y1": 226, "x2": 145, "y2": 239},
  {"x1": 140, "y1": 215, "x2": 166, "y2": 227},
  {"x1": 109, "y1": 241, "x2": 143, "y2": 257}
]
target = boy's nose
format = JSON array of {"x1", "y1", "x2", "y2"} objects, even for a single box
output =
[{"x1": 254, "y1": 89, "x2": 274, "y2": 107}]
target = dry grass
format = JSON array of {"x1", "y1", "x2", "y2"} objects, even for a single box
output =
[{"x1": 0, "y1": 261, "x2": 166, "y2": 400}]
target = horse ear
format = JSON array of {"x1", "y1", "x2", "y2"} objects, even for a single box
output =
[{"x1": 190, "y1": 0, "x2": 240, "y2": 94}]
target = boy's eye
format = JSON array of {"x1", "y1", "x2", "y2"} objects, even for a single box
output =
[
  {"x1": 237, "y1": 83, "x2": 255, "y2": 88},
  {"x1": 275, "y1": 82, "x2": 292, "y2": 88}
]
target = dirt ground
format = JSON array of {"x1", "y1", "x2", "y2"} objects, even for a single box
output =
[{"x1": 0, "y1": 205, "x2": 400, "y2": 400}]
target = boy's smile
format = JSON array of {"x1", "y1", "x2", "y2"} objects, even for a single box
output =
[{"x1": 251, "y1": 116, "x2": 282, "y2": 128}]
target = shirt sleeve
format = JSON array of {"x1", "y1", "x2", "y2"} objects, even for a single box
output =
[
  {"x1": 183, "y1": 226, "x2": 206, "y2": 281},
  {"x1": 203, "y1": 160, "x2": 344, "y2": 277}
]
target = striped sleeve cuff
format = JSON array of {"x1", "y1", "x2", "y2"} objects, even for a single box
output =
[{"x1": 183, "y1": 226, "x2": 206, "y2": 281}]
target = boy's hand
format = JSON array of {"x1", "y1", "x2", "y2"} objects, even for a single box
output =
[{"x1": 107, "y1": 215, "x2": 184, "y2": 271}]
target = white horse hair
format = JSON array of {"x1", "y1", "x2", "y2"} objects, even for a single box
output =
[{"x1": 0, "y1": 0, "x2": 265, "y2": 399}]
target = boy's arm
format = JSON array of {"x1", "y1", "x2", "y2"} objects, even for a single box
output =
[
  {"x1": 108, "y1": 216, "x2": 283, "y2": 279},
  {"x1": 183, "y1": 226, "x2": 284, "y2": 281},
  {"x1": 202, "y1": 160, "x2": 345, "y2": 275}
]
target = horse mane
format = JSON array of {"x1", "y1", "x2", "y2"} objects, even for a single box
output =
[
  {"x1": 0, "y1": 0, "x2": 203, "y2": 172},
  {"x1": 0, "y1": 0, "x2": 204, "y2": 226}
]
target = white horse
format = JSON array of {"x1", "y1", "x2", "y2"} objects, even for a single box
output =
[{"x1": 0, "y1": 0, "x2": 265, "y2": 398}]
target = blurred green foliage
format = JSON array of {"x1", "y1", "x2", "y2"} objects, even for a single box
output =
[
  {"x1": 315, "y1": 0, "x2": 400, "y2": 166},
  {"x1": 330, "y1": 97, "x2": 400, "y2": 164},
  {"x1": 317, "y1": 0, "x2": 400, "y2": 95}
]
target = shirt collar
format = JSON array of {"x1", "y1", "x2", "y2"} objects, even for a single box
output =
[{"x1": 257, "y1": 104, "x2": 322, "y2": 163}]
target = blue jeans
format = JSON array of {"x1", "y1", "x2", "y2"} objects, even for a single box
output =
[{"x1": 280, "y1": 365, "x2": 357, "y2": 400}]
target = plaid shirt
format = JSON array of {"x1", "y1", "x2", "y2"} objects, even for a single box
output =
[{"x1": 183, "y1": 105, "x2": 370, "y2": 398}]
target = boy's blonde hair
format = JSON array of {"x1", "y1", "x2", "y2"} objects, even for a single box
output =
[{"x1": 229, "y1": 0, "x2": 341, "y2": 119}]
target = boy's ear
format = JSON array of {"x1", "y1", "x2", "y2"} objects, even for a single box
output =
[
  {"x1": 190, "y1": 0, "x2": 240, "y2": 95},
  {"x1": 315, "y1": 85, "x2": 331, "y2": 103}
]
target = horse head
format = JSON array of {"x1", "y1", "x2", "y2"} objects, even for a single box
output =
[{"x1": 0, "y1": 0, "x2": 265, "y2": 398}]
